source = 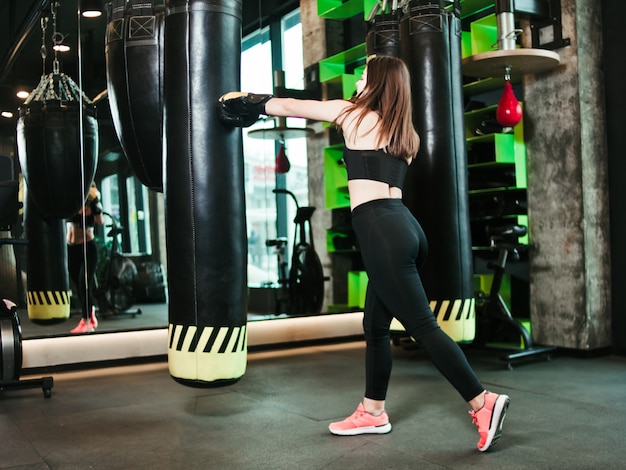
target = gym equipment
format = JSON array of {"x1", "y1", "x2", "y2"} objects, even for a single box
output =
[
  {"x1": 474, "y1": 224, "x2": 556, "y2": 369},
  {"x1": 461, "y1": 0, "x2": 560, "y2": 129},
  {"x1": 14, "y1": 10, "x2": 96, "y2": 323},
  {"x1": 23, "y1": 192, "x2": 71, "y2": 324},
  {"x1": 106, "y1": 0, "x2": 165, "y2": 192},
  {"x1": 496, "y1": 77, "x2": 523, "y2": 127},
  {"x1": 164, "y1": 0, "x2": 247, "y2": 387},
  {"x1": 266, "y1": 189, "x2": 324, "y2": 316},
  {"x1": 0, "y1": 299, "x2": 53, "y2": 398},
  {"x1": 16, "y1": 75, "x2": 98, "y2": 219},
  {"x1": 16, "y1": 58, "x2": 97, "y2": 220},
  {"x1": 95, "y1": 212, "x2": 140, "y2": 317},
  {"x1": 461, "y1": 0, "x2": 561, "y2": 80},
  {"x1": 399, "y1": 0, "x2": 475, "y2": 342},
  {"x1": 0, "y1": 161, "x2": 52, "y2": 396}
]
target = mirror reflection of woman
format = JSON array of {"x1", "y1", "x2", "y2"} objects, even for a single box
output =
[{"x1": 67, "y1": 181, "x2": 103, "y2": 334}]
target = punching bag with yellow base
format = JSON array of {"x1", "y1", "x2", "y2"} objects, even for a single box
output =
[
  {"x1": 399, "y1": 0, "x2": 475, "y2": 342},
  {"x1": 23, "y1": 194, "x2": 71, "y2": 324},
  {"x1": 163, "y1": 0, "x2": 247, "y2": 387}
]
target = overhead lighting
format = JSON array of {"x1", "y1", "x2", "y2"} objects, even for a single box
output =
[
  {"x1": 1, "y1": 111, "x2": 14, "y2": 119},
  {"x1": 80, "y1": 0, "x2": 103, "y2": 18},
  {"x1": 16, "y1": 90, "x2": 30, "y2": 99},
  {"x1": 52, "y1": 32, "x2": 71, "y2": 52},
  {"x1": 53, "y1": 43, "x2": 71, "y2": 52}
]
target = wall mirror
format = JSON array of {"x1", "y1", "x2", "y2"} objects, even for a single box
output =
[{"x1": 0, "y1": 1, "x2": 336, "y2": 342}]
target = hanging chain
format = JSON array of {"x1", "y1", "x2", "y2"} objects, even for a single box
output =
[
  {"x1": 40, "y1": 16, "x2": 48, "y2": 77},
  {"x1": 51, "y1": 1, "x2": 60, "y2": 75}
]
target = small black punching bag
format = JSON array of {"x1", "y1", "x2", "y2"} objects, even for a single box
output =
[
  {"x1": 164, "y1": 0, "x2": 247, "y2": 387},
  {"x1": 400, "y1": 0, "x2": 475, "y2": 341},
  {"x1": 16, "y1": 73, "x2": 98, "y2": 220},
  {"x1": 106, "y1": 0, "x2": 165, "y2": 192}
]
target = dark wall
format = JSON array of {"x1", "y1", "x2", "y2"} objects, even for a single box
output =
[
  {"x1": 242, "y1": 0, "x2": 300, "y2": 36},
  {"x1": 602, "y1": 0, "x2": 626, "y2": 354}
]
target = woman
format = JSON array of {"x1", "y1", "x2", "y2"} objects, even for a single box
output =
[
  {"x1": 67, "y1": 182, "x2": 103, "y2": 334},
  {"x1": 218, "y1": 55, "x2": 509, "y2": 452}
]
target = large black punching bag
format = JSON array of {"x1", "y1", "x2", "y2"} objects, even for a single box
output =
[
  {"x1": 16, "y1": 72, "x2": 97, "y2": 324},
  {"x1": 23, "y1": 191, "x2": 71, "y2": 324},
  {"x1": 106, "y1": 0, "x2": 164, "y2": 192},
  {"x1": 400, "y1": 0, "x2": 475, "y2": 342},
  {"x1": 164, "y1": 0, "x2": 247, "y2": 387}
]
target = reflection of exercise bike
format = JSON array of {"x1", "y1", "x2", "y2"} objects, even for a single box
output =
[
  {"x1": 265, "y1": 189, "x2": 324, "y2": 316},
  {"x1": 95, "y1": 212, "x2": 141, "y2": 317}
]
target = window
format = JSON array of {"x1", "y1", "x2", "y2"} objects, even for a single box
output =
[
  {"x1": 126, "y1": 177, "x2": 151, "y2": 254},
  {"x1": 241, "y1": 8, "x2": 308, "y2": 288},
  {"x1": 100, "y1": 174, "x2": 151, "y2": 255}
]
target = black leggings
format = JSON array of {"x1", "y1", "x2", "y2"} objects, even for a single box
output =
[
  {"x1": 351, "y1": 199, "x2": 484, "y2": 402},
  {"x1": 68, "y1": 241, "x2": 98, "y2": 320}
]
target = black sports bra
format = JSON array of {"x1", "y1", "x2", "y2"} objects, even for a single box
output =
[
  {"x1": 343, "y1": 147, "x2": 409, "y2": 190},
  {"x1": 69, "y1": 197, "x2": 102, "y2": 228}
]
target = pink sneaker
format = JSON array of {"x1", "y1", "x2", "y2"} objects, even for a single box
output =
[
  {"x1": 70, "y1": 318, "x2": 94, "y2": 334},
  {"x1": 469, "y1": 391, "x2": 510, "y2": 451},
  {"x1": 90, "y1": 307, "x2": 98, "y2": 329},
  {"x1": 329, "y1": 403, "x2": 392, "y2": 436}
]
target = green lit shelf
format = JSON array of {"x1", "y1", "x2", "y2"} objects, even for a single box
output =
[
  {"x1": 319, "y1": 43, "x2": 366, "y2": 83},
  {"x1": 458, "y1": 0, "x2": 496, "y2": 18},
  {"x1": 463, "y1": 76, "x2": 521, "y2": 96},
  {"x1": 317, "y1": 0, "x2": 378, "y2": 20},
  {"x1": 465, "y1": 103, "x2": 498, "y2": 117},
  {"x1": 324, "y1": 144, "x2": 350, "y2": 209},
  {"x1": 467, "y1": 133, "x2": 504, "y2": 143}
]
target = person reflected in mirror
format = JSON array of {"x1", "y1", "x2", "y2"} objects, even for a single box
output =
[
  {"x1": 67, "y1": 181, "x2": 103, "y2": 334},
  {"x1": 217, "y1": 55, "x2": 510, "y2": 452}
]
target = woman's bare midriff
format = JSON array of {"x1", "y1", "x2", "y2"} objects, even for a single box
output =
[
  {"x1": 348, "y1": 180, "x2": 403, "y2": 211},
  {"x1": 67, "y1": 225, "x2": 95, "y2": 245}
]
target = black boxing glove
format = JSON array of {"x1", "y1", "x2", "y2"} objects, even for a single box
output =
[{"x1": 216, "y1": 92, "x2": 273, "y2": 127}]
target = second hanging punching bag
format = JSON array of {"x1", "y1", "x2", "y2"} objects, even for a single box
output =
[
  {"x1": 400, "y1": 0, "x2": 475, "y2": 342},
  {"x1": 164, "y1": 0, "x2": 247, "y2": 387},
  {"x1": 106, "y1": 0, "x2": 165, "y2": 192}
]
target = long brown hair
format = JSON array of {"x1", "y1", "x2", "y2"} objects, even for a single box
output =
[{"x1": 339, "y1": 56, "x2": 420, "y2": 162}]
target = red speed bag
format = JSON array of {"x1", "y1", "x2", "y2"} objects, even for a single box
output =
[{"x1": 496, "y1": 81, "x2": 523, "y2": 127}]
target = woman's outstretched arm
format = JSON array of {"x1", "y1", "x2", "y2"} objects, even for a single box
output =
[{"x1": 264, "y1": 97, "x2": 349, "y2": 124}]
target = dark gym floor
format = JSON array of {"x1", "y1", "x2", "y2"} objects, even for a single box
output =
[{"x1": 2, "y1": 337, "x2": 626, "y2": 469}]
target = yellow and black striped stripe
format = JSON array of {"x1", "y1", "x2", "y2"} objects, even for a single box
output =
[
  {"x1": 390, "y1": 297, "x2": 476, "y2": 342},
  {"x1": 26, "y1": 290, "x2": 71, "y2": 323},
  {"x1": 168, "y1": 323, "x2": 247, "y2": 384}
]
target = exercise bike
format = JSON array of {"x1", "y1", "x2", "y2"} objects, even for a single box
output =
[
  {"x1": 474, "y1": 224, "x2": 555, "y2": 369},
  {"x1": 265, "y1": 189, "x2": 325, "y2": 316},
  {"x1": 95, "y1": 212, "x2": 141, "y2": 317}
]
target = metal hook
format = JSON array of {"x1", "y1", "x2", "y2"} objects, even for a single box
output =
[{"x1": 504, "y1": 65, "x2": 511, "y2": 81}]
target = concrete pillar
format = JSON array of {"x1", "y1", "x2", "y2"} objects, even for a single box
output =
[{"x1": 523, "y1": 0, "x2": 611, "y2": 350}]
